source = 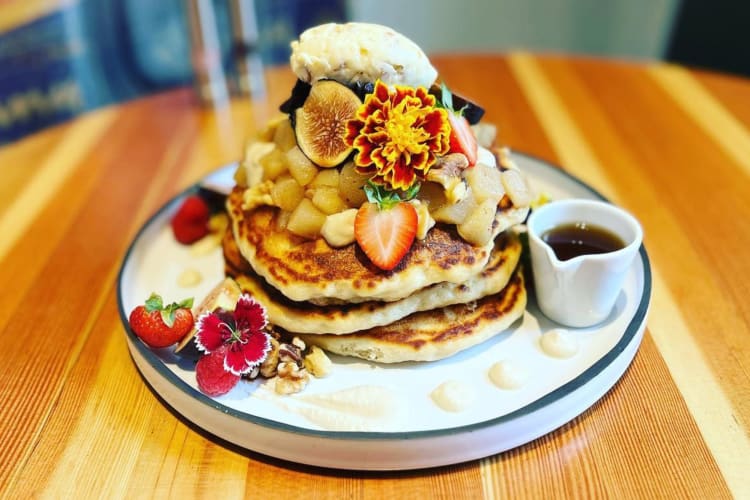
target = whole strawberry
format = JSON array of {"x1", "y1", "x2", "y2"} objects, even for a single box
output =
[
  {"x1": 129, "y1": 293, "x2": 194, "y2": 348},
  {"x1": 171, "y1": 195, "x2": 210, "y2": 244},
  {"x1": 195, "y1": 345, "x2": 240, "y2": 396}
]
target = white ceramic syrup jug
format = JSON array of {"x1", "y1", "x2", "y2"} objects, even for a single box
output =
[{"x1": 527, "y1": 199, "x2": 643, "y2": 328}]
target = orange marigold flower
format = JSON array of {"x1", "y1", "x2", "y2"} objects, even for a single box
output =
[{"x1": 345, "y1": 81, "x2": 450, "y2": 191}]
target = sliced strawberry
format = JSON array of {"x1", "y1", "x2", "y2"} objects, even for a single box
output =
[
  {"x1": 447, "y1": 112, "x2": 478, "y2": 166},
  {"x1": 355, "y1": 201, "x2": 417, "y2": 271},
  {"x1": 171, "y1": 195, "x2": 210, "y2": 244}
]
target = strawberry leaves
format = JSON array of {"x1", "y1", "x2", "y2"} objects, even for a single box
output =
[
  {"x1": 363, "y1": 180, "x2": 419, "y2": 209},
  {"x1": 143, "y1": 293, "x2": 193, "y2": 328},
  {"x1": 355, "y1": 187, "x2": 418, "y2": 271}
]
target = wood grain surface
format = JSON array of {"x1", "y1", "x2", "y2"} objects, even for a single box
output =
[{"x1": 1, "y1": 53, "x2": 748, "y2": 499}]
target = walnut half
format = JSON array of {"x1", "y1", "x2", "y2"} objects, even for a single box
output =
[{"x1": 274, "y1": 361, "x2": 310, "y2": 395}]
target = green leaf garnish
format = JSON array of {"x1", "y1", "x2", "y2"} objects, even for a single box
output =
[
  {"x1": 440, "y1": 82, "x2": 454, "y2": 111},
  {"x1": 160, "y1": 308, "x2": 176, "y2": 328},
  {"x1": 437, "y1": 82, "x2": 467, "y2": 115},
  {"x1": 177, "y1": 297, "x2": 194, "y2": 309},
  {"x1": 402, "y1": 182, "x2": 421, "y2": 201},
  {"x1": 145, "y1": 293, "x2": 163, "y2": 312},
  {"x1": 144, "y1": 293, "x2": 193, "y2": 328},
  {"x1": 364, "y1": 180, "x2": 421, "y2": 209}
]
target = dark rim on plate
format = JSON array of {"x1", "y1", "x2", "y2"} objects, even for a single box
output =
[{"x1": 116, "y1": 152, "x2": 652, "y2": 441}]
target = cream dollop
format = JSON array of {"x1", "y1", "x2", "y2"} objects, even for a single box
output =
[
  {"x1": 430, "y1": 380, "x2": 475, "y2": 412},
  {"x1": 540, "y1": 328, "x2": 579, "y2": 359},
  {"x1": 290, "y1": 385, "x2": 405, "y2": 431},
  {"x1": 320, "y1": 208, "x2": 357, "y2": 247},
  {"x1": 176, "y1": 268, "x2": 202, "y2": 288},
  {"x1": 488, "y1": 360, "x2": 527, "y2": 389}
]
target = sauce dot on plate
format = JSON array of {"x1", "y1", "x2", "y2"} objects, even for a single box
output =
[
  {"x1": 489, "y1": 360, "x2": 527, "y2": 389},
  {"x1": 430, "y1": 380, "x2": 475, "y2": 412},
  {"x1": 177, "y1": 268, "x2": 202, "y2": 288},
  {"x1": 540, "y1": 328, "x2": 579, "y2": 359}
]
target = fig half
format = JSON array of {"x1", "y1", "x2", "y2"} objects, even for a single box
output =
[{"x1": 294, "y1": 80, "x2": 361, "y2": 168}]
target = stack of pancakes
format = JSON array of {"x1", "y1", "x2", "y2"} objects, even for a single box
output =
[
  {"x1": 221, "y1": 23, "x2": 530, "y2": 363},
  {"x1": 222, "y1": 202, "x2": 527, "y2": 363}
]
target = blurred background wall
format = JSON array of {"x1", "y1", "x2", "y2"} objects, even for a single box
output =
[
  {"x1": 350, "y1": 0, "x2": 679, "y2": 59},
  {"x1": 0, "y1": 0, "x2": 747, "y2": 144}
]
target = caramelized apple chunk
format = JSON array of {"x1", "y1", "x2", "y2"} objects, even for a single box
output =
[
  {"x1": 311, "y1": 186, "x2": 347, "y2": 215},
  {"x1": 432, "y1": 187, "x2": 478, "y2": 225},
  {"x1": 260, "y1": 148, "x2": 289, "y2": 181},
  {"x1": 338, "y1": 162, "x2": 369, "y2": 208},
  {"x1": 465, "y1": 162, "x2": 504, "y2": 205},
  {"x1": 501, "y1": 169, "x2": 532, "y2": 207},
  {"x1": 457, "y1": 198, "x2": 497, "y2": 246},
  {"x1": 286, "y1": 146, "x2": 319, "y2": 186},
  {"x1": 271, "y1": 174, "x2": 305, "y2": 211},
  {"x1": 309, "y1": 168, "x2": 340, "y2": 188},
  {"x1": 273, "y1": 118, "x2": 297, "y2": 152},
  {"x1": 287, "y1": 198, "x2": 327, "y2": 239}
]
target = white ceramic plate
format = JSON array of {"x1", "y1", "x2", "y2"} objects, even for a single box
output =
[{"x1": 117, "y1": 153, "x2": 651, "y2": 470}]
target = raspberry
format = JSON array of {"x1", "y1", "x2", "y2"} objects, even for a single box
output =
[
  {"x1": 171, "y1": 195, "x2": 210, "y2": 244},
  {"x1": 196, "y1": 346, "x2": 240, "y2": 396}
]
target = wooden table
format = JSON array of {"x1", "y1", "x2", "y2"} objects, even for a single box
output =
[{"x1": 1, "y1": 53, "x2": 748, "y2": 498}]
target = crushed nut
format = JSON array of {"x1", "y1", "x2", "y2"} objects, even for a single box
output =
[
  {"x1": 260, "y1": 337, "x2": 280, "y2": 378},
  {"x1": 176, "y1": 268, "x2": 202, "y2": 288},
  {"x1": 427, "y1": 153, "x2": 469, "y2": 193},
  {"x1": 242, "y1": 332, "x2": 328, "y2": 394},
  {"x1": 274, "y1": 361, "x2": 310, "y2": 395},
  {"x1": 278, "y1": 343, "x2": 302, "y2": 365}
]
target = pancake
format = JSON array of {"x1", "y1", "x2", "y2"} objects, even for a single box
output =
[
  {"x1": 224, "y1": 228, "x2": 522, "y2": 334},
  {"x1": 298, "y1": 268, "x2": 526, "y2": 363},
  {"x1": 227, "y1": 186, "x2": 528, "y2": 304}
]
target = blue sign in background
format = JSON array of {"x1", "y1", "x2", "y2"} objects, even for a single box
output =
[{"x1": 0, "y1": 0, "x2": 346, "y2": 144}]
